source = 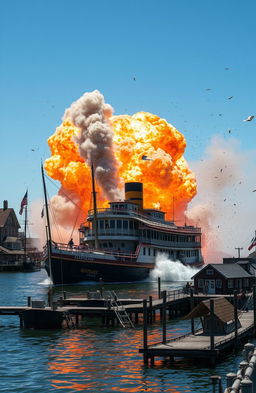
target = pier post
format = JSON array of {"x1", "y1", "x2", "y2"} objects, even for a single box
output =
[
  {"x1": 234, "y1": 290, "x2": 238, "y2": 349},
  {"x1": 162, "y1": 290, "x2": 167, "y2": 344},
  {"x1": 158, "y1": 277, "x2": 161, "y2": 299},
  {"x1": 190, "y1": 288, "x2": 195, "y2": 335},
  {"x1": 243, "y1": 343, "x2": 254, "y2": 361},
  {"x1": 226, "y1": 372, "x2": 237, "y2": 388},
  {"x1": 149, "y1": 296, "x2": 153, "y2": 325},
  {"x1": 210, "y1": 375, "x2": 221, "y2": 393},
  {"x1": 241, "y1": 378, "x2": 253, "y2": 393},
  {"x1": 210, "y1": 299, "x2": 215, "y2": 351},
  {"x1": 143, "y1": 299, "x2": 148, "y2": 365},
  {"x1": 63, "y1": 291, "x2": 67, "y2": 300},
  {"x1": 27, "y1": 296, "x2": 31, "y2": 307},
  {"x1": 253, "y1": 285, "x2": 256, "y2": 336}
]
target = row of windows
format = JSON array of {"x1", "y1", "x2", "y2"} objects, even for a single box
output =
[
  {"x1": 97, "y1": 220, "x2": 139, "y2": 230},
  {"x1": 142, "y1": 229, "x2": 199, "y2": 243},
  {"x1": 198, "y1": 278, "x2": 250, "y2": 289},
  {"x1": 143, "y1": 247, "x2": 174, "y2": 256},
  {"x1": 198, "y1": 279, "x2": 222, "y2": 288},
  {"x1": 180, "y1": 250, "x2": 197, "y2": 257}
]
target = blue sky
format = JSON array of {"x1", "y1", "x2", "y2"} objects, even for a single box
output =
[{"x1": 1, "y1": 0, "x2": 255, "y2": 253}]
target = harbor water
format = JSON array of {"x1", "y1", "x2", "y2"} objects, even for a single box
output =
[{"x1": 0, "y1": 270, "x2": 247, "y2": 393}]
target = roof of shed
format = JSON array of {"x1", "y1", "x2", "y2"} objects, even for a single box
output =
[{"x1": 184, "y1": 297, "x2": 234, "y2": 323}]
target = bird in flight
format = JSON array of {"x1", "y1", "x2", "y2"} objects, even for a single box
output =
[
  {"x1": 243, "y1": 115, "x2": 254, "y2": 122},
  {"x1": 228, "y1": 96, "x2": 233, "y2": 100}
]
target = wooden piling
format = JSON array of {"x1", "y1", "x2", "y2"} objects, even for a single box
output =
[
  {"x1": 149, "y1": 296, "x2": 153, "y2": 325},
  {"x1": 210, "y1": 299, "x2": 215, "y2": 351},
  {"x1": 158, "y1": 277, "x2": 161, "y2": 299},
  {"x1": 234, "y1": 290, "x2": 238, "y2": 348},
  {"x1": 190, "y1": 289, "x2": 195, "y2": 335},
  {"x1": 162, "y1": 290, "x2": 167, "y2": 344},
  {"x1": 143, "y1": 299, "x2": 148, "y2": 365},
  {"x1": 27, "y1": 296, "x2": 31, "y2": 307}
]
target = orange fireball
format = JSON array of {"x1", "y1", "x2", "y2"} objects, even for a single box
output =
[{"x1": 45, "y1": 111, "x2": 197, "y2": 225}]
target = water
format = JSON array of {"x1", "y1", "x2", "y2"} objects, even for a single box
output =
[{"x1": 0, "y1": 270, "x2": 246, "y2": 393}]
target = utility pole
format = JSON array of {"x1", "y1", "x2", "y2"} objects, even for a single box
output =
[{"x1": 235, "y1": 247, "x2": 243, "y2": 258}]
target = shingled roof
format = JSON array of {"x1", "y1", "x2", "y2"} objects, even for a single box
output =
[
  {"x1": 184, "y1": 297, "x2": 234, "y2": 323},
  {"x1": 192, "y1": 263, "x2": 253, "y2": 279},
  {"x1": 0, "y1": 208, "x2": 20, "y2": 228}
]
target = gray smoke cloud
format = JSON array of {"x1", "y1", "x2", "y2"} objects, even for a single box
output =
[{"x1": 63, "y1": 90, "x2": 122, "y2": 201}]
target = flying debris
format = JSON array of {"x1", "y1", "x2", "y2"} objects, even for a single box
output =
[
  {"x1": 31, "y1": 149, "x2": 35, "y2": 151},
  {"x1": 253, "y1": 190, "x2": 256, "y2": 192},
  {"x1": 205, "y1": 88, "x2": 211, "y2": 91},
  {"x1": 224, "y1": 198, "x2": 226, "y2": 201},
  {"x1": 228, "y1": 96, "x2": 233, "y2": 100},
  {"x1": 243, "y1": 115, "x2": 254, "y2": 122},
  {"x1": 228, "y1": 129, "x2": 232, "y2": 134},
  {"x1": 142, "y1": 155, "x2": 153, "y2": 161},
  {"x1": 219, "y1": 114, "x2": 222, "y2": 116},
  {"x1": 220, "y1": 169, "x2": 223, "y2": 173},
  {"x1": 133, "y1": 77, "x2": 136, "y2": 81},
  {"x1": 225, "y1": 67, "x2": 230, "y2": 70}
]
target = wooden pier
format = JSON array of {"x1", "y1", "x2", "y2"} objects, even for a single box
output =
[
  {"x1": 139, "y1": 311, "x2": 254, "y2": 366},
  {"x1": 0, "y1": 288, "x2": 192, "y2": 329},
  {"x1": 139, "y1": 288, "x2": 256, "y2": 366}
]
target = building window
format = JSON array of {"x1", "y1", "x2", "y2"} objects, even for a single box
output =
[
  {"x1": 143, "y1": 247, "x2": 146, "y2": 255},
  {"x1": 228, "y1": 279, "x2": 233, "y2": 289},
  {"x1": 123, "y1": 220, "x2": 128, "y2": 229},
  {"x1": 110, "y1": 220, "x2": 115, "y2": 229},
  {"x1": 198, "y1": 279, "x2": 204, "y2": 288},
  {"x1": 117, "y1": 220, "x2": 122, "y2": 229},
  {"x1": 206, "y1": 269, "x2": 214, "y2": 275},
  {"x1": 216, "y1": 279, "x2": 222, "y2": 288},
  {"x1": 148, "y1": 248, "x2": 151, "y2": 256},
  {"x1": 244, "y1": 278, "x2": 249, "y2": 288}
]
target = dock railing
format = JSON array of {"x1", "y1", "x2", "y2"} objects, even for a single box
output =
[{"x1": 210, "y1": 342, "x2": 256, "y2": 393}]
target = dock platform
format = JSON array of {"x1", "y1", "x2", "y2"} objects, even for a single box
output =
[{"x1": 139, "y1": 311, "x2": 255, "y2": 366}]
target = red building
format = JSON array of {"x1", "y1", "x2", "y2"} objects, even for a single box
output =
[{"x1": 192, "y1": 263, "x2": 255, "y2": 295}]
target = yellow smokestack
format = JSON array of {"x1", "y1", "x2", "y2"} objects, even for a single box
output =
[{"x1": 125, "y1": 182, "x2": 143, "y2": 210}]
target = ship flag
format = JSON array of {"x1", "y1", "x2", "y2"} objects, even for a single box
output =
[
  {"x1": 248, "y1": 235, "x2": 256, "y2": 251},
  {"x1": 19, "y1": 191, "x2": 28, "y2": 215}
]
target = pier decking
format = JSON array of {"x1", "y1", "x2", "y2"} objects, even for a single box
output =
[{"x1": 139, "y1": 311, "x2": 254, "y2": 365}]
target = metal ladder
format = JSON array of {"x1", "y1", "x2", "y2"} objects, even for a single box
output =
[
  {"x1": 63, "y1": 311, "x2": 76, "y2": 329},
  {"x1": 108, "y1": 290, "x2": 135, "y2": 329}
]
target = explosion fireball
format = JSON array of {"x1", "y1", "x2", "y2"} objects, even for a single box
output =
[{"x1": 44, "y1": 90, "x2": 197, "y2": 229}]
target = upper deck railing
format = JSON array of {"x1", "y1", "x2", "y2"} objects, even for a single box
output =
[{"x1": 87, "y1": 208, "x2": 201, "y2": 233}]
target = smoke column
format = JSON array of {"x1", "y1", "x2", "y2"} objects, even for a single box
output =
[{"x1": 63, "y1": 90, "x2": 122, "y2": 201}]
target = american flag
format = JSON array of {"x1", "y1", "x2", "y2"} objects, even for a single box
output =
[
  {"x1": 248, "y1": 235, "x2": 256, "y2": 251},
  {"x1": 19, "y1": 191, "x2": 28, "y2": 215}
]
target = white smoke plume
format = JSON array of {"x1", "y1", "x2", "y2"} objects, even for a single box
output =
[
  {"x1": 186, "y1": 135, "x2": 256, "y2": 263},
  {"x1": 63, "y1": 90, "x2": 122, "y2": 201},
  {"x1": 150, "y1": 253, "x2": 199, "y2": 281}
]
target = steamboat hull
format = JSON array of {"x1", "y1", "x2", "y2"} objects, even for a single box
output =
[{"x1": 45, "y1": 254, "x2": 152, "y2": 285}]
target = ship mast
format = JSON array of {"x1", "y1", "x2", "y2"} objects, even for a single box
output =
[
  {"x1": 41, "y1": 163, "x2": 53, "y2": 283},
  {"x1": 24, "y1": 203, "x2": 27, "y2": 264},
  {"x1": 91, "y1": 163, "x2": 99, "y2": 249}
]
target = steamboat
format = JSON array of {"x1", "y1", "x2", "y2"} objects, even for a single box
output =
[{"x1": 43, "y1": 166, "x2": 204, "y2": 285}]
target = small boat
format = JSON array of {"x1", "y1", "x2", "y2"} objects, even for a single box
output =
[{"x1": 42, "y1": 164, "x2": 204, "y2": 285}]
